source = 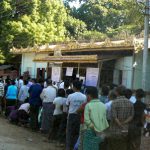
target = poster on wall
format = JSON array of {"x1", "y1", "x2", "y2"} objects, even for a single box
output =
[
  {"x1": 51, "y1": 67, "x2": 61, "y2": 82},
  {"x1": 85, "y1": 68, "x2": 99, "y2": 87},
  {"x1": 66, "y1": 67, "x2": 73, "y2": 76}
]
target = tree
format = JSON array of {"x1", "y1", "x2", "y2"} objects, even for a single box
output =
[
  {"x1": 65, "y1": 0, "x2": 144, "y2": 37},
  {"x1": 65, "y1": 15, "x2": 87, "y2": 39},
  {"x1": 0, "y1": 0, "x2": 67, "y2": 61}
]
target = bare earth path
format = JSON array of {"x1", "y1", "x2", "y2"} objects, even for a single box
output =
[
  {"x1": 0, "y1": 118, "x2": 61, "y2": 150},
  {"x1": 0, "y1": 117, "x2": 149, "y2": 150}
]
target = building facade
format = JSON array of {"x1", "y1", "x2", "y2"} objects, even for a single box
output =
[{"x1": 11, "y1": 38, "x2": 150, "y2": 91}]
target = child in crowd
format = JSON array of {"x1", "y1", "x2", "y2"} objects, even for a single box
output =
[
  {"x1": 57, "y1": 89, "x2": 74, "y2": 146},
  {"x1": 49, "y1": 89, "x2": 66, "y2": 141}
]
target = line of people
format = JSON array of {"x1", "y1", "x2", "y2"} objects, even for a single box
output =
[{"x1": 0, "y1": 76, "x2": 150, "y2": 150}]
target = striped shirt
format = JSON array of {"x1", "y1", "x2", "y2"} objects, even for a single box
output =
[{"x1": 0, "y1": 82, "x2": 4, "y2": 97}]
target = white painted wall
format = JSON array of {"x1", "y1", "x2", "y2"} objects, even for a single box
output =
[
  {"x1": 134, "y1": 51, "x2": 150, "y2": 91},
  {"x1": 21, "y1": 53, "x2": 48, "y2": 78},
  {"x1": 113, "y1": 56, "x2": 133, "y2": 88}
]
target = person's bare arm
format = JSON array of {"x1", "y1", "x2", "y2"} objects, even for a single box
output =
[{"x1": 123, "y1": 116, "x2": 133, "y2": 124}]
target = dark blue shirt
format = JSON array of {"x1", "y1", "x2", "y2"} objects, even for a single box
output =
[{"x1": 29, "y1": 83, "x2": 43, "y2": 106}]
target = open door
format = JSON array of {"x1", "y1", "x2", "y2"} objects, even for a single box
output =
[{"x1": 37, "y1": 68, "x2": 45, "y2": 79}]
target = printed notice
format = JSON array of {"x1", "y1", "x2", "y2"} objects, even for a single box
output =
[{"x1": 85, "y1": 68, "x2": 99, "y2": 87}]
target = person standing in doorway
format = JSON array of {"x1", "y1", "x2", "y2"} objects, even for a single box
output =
[
  {"x1": 66, "y1": 81, "x2": 86, "y2": 150},
  {"x1": 28, "y1": 79, "x2": 43, "y2": 131}
]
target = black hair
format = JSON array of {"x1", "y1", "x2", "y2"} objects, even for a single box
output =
[
  {"x1": 11, "y1": 80, "x2": 16, "y2": 85},
  {"x1": 32, "y1": 78, "x2": 37, "y2": 83},
  {"x1": 24, "y1": 98, "x2": 29, "y2": 103},
  {"x1": 24, "y1": 80, "x2": 28, "y2": 85},
  {"x1": 125, "y1": 89, "x2": 133, "y2": 99},
  {"x1": 66, "y1": 89, "x2": 74, "y2": 96},
  {"x1": 136, "y1": 89, "x2": 145, "y2": 99},
  {"x1": 38, "y1": 78, "x2": 44, "y2": 84},
  {"x1": 20, "y1": 76, "x2": 23, "y2": 79},
  {"x1": 109, "y1": 84, "x2": 117, "y2": 90},
  {"x1": 109, "y1": 90, "x2": 117, "y2": 100},
  {"x1": 86, "y1": 86, "x2": 98, "y2": 99},
  {"x1": 47, "y1": 78, "x2": 52, "y2": 85},
  {"x1": 115, "y1": 85, "x2": 126, "y2": 96},
  {"x1": 101, "y1": 86, "x2": 109, "y2": 96},
  {"x1": 6, "y1": 79, "x2": 10, "y2": 85},
  {"x1": 57, "y1": 88, "x2": 66, "y2": 97},
  {"x1": 64, "y1": 80, "x2": 70, "y2": 89},
  {"x1": 73, "y1": 81, "x2": 82, "y2": 90}
]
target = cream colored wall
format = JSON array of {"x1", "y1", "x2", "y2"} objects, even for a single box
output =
[
  {"x1": 133, "y1": 51, "x2": 150, "y2": 91},
  {"x1": 113, "y1": 56, "x2": 133, "y2": 88},
  {"x1": 21, "y1": 53, "x2": 48, "y2": 78}
]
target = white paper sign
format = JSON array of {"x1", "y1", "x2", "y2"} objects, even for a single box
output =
[
  {"x1": 66, "y1": 67, "x2": 73, "y2": 76},
  {"x1": 85, "y1": 68, "x2": 99, "y2": 87},
  {"x1": 51, "y1": 67, "x2": 61, "y2": 82}
]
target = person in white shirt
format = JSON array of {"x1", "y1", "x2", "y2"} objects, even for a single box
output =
[
  {"x1": 40, "y1": 79, "x2": 57, "y2": 132},
  {"x1": 18, "y1": 102, "x2": 30, "y2": 125},
  {"x1": 59, "y1": 81, "x2": 64, "y2": 89},
  {"x1": 18, "y1": 76, "x2": 24, "y2": 90},
  {"x1": 49, "y1": 88, "x2": 66, "y2": 141},
  {"x1": 130, "y1": 96, "x2": 136, "y2": 104},
  {"x1": 125, "y1": 89, "x2": 137, "y2": 104},
  {"x1": 57, "y1": 89, "x2": 74, "y2": 145},
  {"x1": 18, "y1": 102, "x2": 30, "y2": 113},
  {"x1": 66, "y1": 81, "x2": 86, "y2": 150},
  {"x1": 18, "y1": 80, "x2": 29, "y2": 105}
]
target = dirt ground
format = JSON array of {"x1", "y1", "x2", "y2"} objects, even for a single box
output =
[
  {"x1": 0, "y1": 117, "x2": 149, "y2": 150},
  {"x1": 0, "y1": 117, "x2": 61, "y2": 150},
  {"x1": 141, "y1": 135, "x2": 150, "y2": 150}
]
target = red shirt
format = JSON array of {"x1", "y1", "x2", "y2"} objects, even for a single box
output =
[{"x1": 80, "y1": 102, "x2": 87, "y2": 124}]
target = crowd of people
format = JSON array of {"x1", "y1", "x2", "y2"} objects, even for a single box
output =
[{"x1": 0, "y1": 75, "x2": 150, "y2": 150}]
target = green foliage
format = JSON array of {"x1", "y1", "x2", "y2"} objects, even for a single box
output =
[
  {"x1": 65, "y1": 0, "x2": 144, "y2": 37},
  {"x1": 0, "y1": 0, "x2": 67, "y2": 62},
  {"x1": 65, "y1": 15, "x2": 87, "y2": 39},
  {"x1": 0, "y1": 0, "x2": 145, "y2": 64},
  {"x1": 0, "y1": 51, "x2": 5, "y2": 64},
  {"x1": 79, "y1": 30, "x2": 107, "y2": 41}
]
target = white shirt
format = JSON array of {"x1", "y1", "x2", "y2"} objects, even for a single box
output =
[
  {"x1": 105, "y1": 100, "x2": 112, "y2": 120},
  {"x1": 59, "y1": 82, "x2": 64, "y2": 89},
  {"x1": 53, "y1": 97, "x2": 67, "y2": 115},
  {"x1": 130, "y1": 96, "x2": 136, "y2": 104},
  {"x1": 18, "y1": 85, "x2": 29, "y2": 102},
  {"x1": 0, "y1": 82, "x2": 4, "y2": 97},
  {"x1": 19, "y1": 103, "x2": 30, "y2": 113},
  {"x1": 66, "y1": 92, "x2": 86, "y2": 114},
  {"x1": 18, "y1": 79, "x2": 24, "y2": 89},
  {"x1": 40, "y1": 86, "x2": 56, "y2": 103}
]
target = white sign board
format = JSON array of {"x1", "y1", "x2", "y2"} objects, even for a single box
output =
[
  {"x1": 85, "y1": 68, "x2": 99, "y2": 87},
  {"x1": 51, "y1": 67, "x2": 61, "y2": 82},
  {"x1": 66, "y1": 67, "x2": 73, "y2": 76}
]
